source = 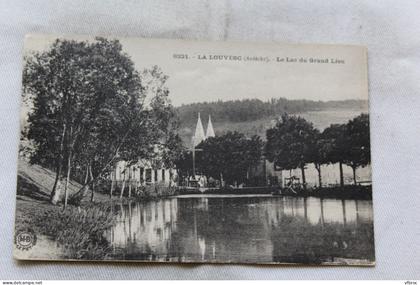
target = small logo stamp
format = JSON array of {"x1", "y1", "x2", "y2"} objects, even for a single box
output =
[{"x1": 15, "y1": 228, "x2": 37, "y2": 251}]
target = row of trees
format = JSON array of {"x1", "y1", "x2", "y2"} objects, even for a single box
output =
[
  {"x1": 175, "y1": 113, "x2": 370, "y2": 188},
  {"x1": 266, "y1": 114, "x2": 370, "y2": 189},
  {"x1": 22, "y1": 38, "x2": 182, "y2": 208}
]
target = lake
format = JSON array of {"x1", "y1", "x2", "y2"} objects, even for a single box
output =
[{"x1": 106, "y1": 195, "x2": 375, "y2": 264}]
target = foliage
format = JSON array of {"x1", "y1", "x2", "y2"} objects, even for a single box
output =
[
  {"x1": 161, "y1": 132, "x2": 185, "y2": 169},
  {"x1": 195, "y1": 132, "x2": 263, "y2": 184},
  {"x1": 322, "y1": 113, "x2": 370, "y2": 184},
  {"x1": 321, "y1": 124, "x2": 348, "y2": 164},
  {"x1": 17, "y1": 202, "x2": 115, "y2": 260},
  {"x1": 22, "y1": 38, "x2": 179, "y2": 204},
  {"x1": 265, "y1": 114, "x2": 318, "y2": 176},
  {"x1": 343, "y1": 114, "x2": 371, "y2": 169}
]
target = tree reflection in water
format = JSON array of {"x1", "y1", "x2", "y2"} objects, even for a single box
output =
[{"x1": 106, "y1": 196, "x2": 374, "y2": 264}]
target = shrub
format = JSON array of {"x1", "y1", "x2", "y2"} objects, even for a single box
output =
[{"x1": 34, "y1": 204, "x2": 114, "y2": 260}]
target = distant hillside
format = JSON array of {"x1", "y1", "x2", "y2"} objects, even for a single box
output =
[
  {"x1": 176, "y1": 98, "x2": 367, "y2": 125},
  {"x1": 176, "y1": 98, "x2": 368, "y2": 146}
]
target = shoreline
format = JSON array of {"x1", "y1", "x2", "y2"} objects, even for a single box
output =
[{"x1": 173, "y1": 185, "x2": 372, "y2": 200}]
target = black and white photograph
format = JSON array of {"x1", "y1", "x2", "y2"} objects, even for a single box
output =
[{"x1": 14, "y1": 35, "x2": 374, "y2": 265}]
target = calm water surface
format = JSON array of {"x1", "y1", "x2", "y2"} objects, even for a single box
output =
[{"x1": 106, "y1": 195, "x2": 374, "y2": 264}]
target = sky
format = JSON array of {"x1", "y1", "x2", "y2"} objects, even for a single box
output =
[{"x1": 24, "y1": 34, "x2": 368, "y2": 107}]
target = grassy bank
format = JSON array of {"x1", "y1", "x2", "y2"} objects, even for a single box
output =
[
  {"x1": 15, "y1": 159, "x2": 120, "y2": 260},
  {"x1": 15, "y1": 197, "x2": 115, "y2": 260},
  {"x1": 15, "y1": 159, "x2": 182, "y2": 260}
]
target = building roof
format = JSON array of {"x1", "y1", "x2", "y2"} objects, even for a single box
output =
[
  {"x1": 206, "y1": 115, "x2": 215, "y2": 138},
  {"x1": 192, "y1": 112, "x2": 206, "y2": 147}
]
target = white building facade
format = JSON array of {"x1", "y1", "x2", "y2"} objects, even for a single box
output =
[{"x1": 112, "y1": 159, "x2": 177, "y2": 187}]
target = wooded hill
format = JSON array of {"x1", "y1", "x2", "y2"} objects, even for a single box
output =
[
  {"x1": 176, "y1": 98, "x2": 367, "y2": 124},
  {"x1": 176, "y1": 98, "x2": 368, "y2": 145}
]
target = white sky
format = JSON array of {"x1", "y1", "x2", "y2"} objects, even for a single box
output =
[{"x1": 24, "y1": 34, "x2": 368, "y2": 107}]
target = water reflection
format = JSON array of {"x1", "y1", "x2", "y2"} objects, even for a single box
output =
[{"x1": 106, "y1": 196, "x2": 374, "y2": 264}]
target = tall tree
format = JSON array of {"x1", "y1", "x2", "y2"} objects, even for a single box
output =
[
  {"x1": 22, "y1": 38, "x2": 169, "y2": 206},
  {"x1": 310, "y1": 130, "x2": 329, "y2": 188},
  {"x1": 265, "y1": 114, "x2": 318, "y2": 190},
  {"x1": 322, "y1": 124, "x2": 348, "y2": 187},
  {"x1": 343, "y1": 113, "x2": 371, "y2": 184},
  {"x1": 71, "y1": 66, "x2": 177, "y2": 201},
  {"x1": 174, "y1": 150, "x2": 194, "y2": 182},
  {"x1": 196, "y1": 132, "x2": 263, "y2": 185}
]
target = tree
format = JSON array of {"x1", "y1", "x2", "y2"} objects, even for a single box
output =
[
  {"x1": 343, "y1": 114, "x2": 370, "y2": 184},
  {"x1": 265, "y1": 114, "x2": 318, "y2": 190},
  {"x1": 71, "y1": 66, "x2": 177, "y2": 202},
  {"x1": 161, "y1": 133, "x2": 185, "y2": 185},
  {"x1": 23, "y1": 38, "x2": 175, "y2": 207},
  {"x1": 173, "y1": 150, "x2": 193, "y2": 183},
  {"x1": 310, "y1": 130, "x2": 329, "y2": 188},
  {"x1": 322, "y1": 124, "x2": 348, "y2": 187},
  {"x1": 322, "y1": 114, "x2": 370, "y2": 186},
  {"x1": 196, "y1": 132, "x2": 263, "y2": 185}
]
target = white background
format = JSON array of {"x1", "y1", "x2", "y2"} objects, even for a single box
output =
[{"x1": 0, "y1": 0, "x2": 419, "y2": 280}]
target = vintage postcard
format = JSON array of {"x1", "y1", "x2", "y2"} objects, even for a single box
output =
[{"x1": 15, "y1": 34, "x2": 374, "y2": 265}]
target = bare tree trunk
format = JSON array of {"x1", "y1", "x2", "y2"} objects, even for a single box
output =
[
  {"x1": 51, "y1": 124, "x2": 66, "y2": 204},
  {"x1": 72, "y1": 127, "x2": 133, "y2": 198},
  {"x1": 63, "y1": 149, "x2": 72, "y2": 210},
  {"x1": 168, "y1": 169, "x2": 172, "y2": 187},
  {"x1": 52, "y1": 179, "x2": 64, "y2": 205},
  {"x1": 51, "y1": 166, "x2": 62, "y2": 204},
  {"x1": 128, "y1": 167, "x2": 132, "y2": 198},
  {"x1": 90, "y1": 164, "x2": 95, "y2": 202},
  {"x1": 68, "y1": 163, "x2": 90, "y2": 205},
  {"x1": 339, "y1": 162, "x2": 344, "y2": 188},
  {"x1": 81, "y1": 163, "x2": 90, "y2": 197},
  {"x1": 110, "y1": 171, "x2": 115, "y2": 199},
  {"x1": 300, "y1": 164, "x2": 307, "y2": 191},
  {"x1": 352, "y1": 166, "x2": 357, "y2": 185},
  {"x1": 315, "y1": 164, "x2": 322, "y2": 188},
  {"x1": 120, "y1": 167, "x2": 126, "y2": 199},
  {"x1": 85, "y1": 164, "x2": 89, "y2": 185}
]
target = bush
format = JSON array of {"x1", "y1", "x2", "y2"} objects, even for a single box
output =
[{"x1": 34, "y1": 204, "x2": 114, "y2": 260}]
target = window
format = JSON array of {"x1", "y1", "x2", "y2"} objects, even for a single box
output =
[
  {"x1": 154, "y1": 169, "x2": 158, "y2": 182},
  {"x1": 162, "y1": 169, "x2": 165, "y2": 181}
]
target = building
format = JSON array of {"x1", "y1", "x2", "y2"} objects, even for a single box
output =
[
  {"x1": 111, "y1": 142, "x2": 177, "y2": 187},
  {"x1": 113, "y1": 159, "x2": 177, "y2": 187}
]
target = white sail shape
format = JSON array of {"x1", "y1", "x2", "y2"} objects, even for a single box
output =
[
  {"x1": 193, "y1": 112, "x2": 206, "y2": 147},
  {"x1": 206, "y1": 115, "x2": 215, "y2": 138}
]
